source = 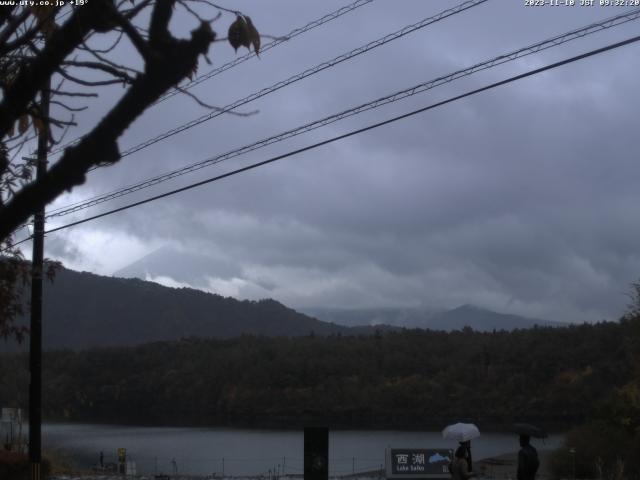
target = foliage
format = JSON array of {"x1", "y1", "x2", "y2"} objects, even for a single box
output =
[
  {"x1": 0, "y1": 258, "x2": 60, "y2": 342},
  {"x1": 549, "y1": 421, "x2": 638, "y2": 479},
  {"x1": 549, "y1": 283, "x2": 640, "y2": 480},
  {"x1": 627, "y1": 280, "x2": 640, "y2": 320},
  {"x1": 0, "y1": 451, "x2": 50, "y2": 480},
  {"x1": 0, "y1": 256, "x2": 29, "y2": 341},
  {"x1": 0, "y1": 320, "x2": 635, "y2": 430}
]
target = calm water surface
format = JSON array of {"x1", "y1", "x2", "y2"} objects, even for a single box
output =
[{"x1": 42, "y1": 423, "x2": 564, "y2": 476}]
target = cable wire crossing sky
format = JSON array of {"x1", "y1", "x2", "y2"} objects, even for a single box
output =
[
  {"x1": 45, "y1": 6, "x2": 640, "y2": 220},
  {"x1": 21, "y1": 1, "x2": 640, "y2": 325}
]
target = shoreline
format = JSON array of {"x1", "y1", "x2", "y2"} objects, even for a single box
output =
[
  {"x1": 477, "y1": 450, "x2": 554, "y2": 480},
  {"x1": 46, "y1": 450, "x2": 556, "y2": 480},
  {"x1": 40, "y1": 419, "x2": 574, "y2": 435}
]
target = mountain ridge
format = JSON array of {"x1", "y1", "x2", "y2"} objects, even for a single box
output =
[
  {"x1": 3, "y1": 267, "x2": 352, "y2": 351},
  {"x1": 2, "y1": 266, "x2": 565, "y2": 352},
  {"x1": 303, "y1": 304, "x2": 564, "y2": 331}
]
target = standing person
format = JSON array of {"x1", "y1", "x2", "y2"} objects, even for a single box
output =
[
  {"x1": 517, "y1": 435, "x2": 540, "y2": 480},
  {"x1": 451, "y1": 446, "x2": 476, "y2": 480},
  {"x1": 459, "y1": 441, "x2": 473, "y2": 470},
  {"x1": 99, "y1": 451, "x2": 104, "y2": 469}
]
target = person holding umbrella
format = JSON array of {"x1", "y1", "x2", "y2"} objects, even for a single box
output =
[
  {"x1": 517, "y1": 435, "x2": 539, "y2": 480},
  {"x1": 513, "y1": 424, "x2": 545, "y2": 480},
  {"x1": 452, "y1": 445, "x2": 476, "y2": 480},
  {"x1": 442, "y1": 423, "x2": 480, "y2": 476},
  {"x1": 459, "y1": 440, "x2": 473, "y2": 468}
]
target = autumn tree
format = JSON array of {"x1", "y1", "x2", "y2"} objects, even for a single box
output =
[{"x1": 0, "y1": 0, "x2": 261, "y2": 337}]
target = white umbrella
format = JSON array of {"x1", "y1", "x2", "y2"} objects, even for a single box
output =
[{"x1": 442, "y1": 423, "x2": 481, "y2": 442}]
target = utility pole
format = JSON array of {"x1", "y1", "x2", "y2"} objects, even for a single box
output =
[{"x1": 29, "y1": 76, "x2": 50, "y2": 480}]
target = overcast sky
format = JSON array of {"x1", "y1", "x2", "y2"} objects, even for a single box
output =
[{"x1": 20, "y1": 0, "x2": 640, "y2": 323}]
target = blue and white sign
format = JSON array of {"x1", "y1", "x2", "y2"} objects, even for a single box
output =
[{"x1": 386, "y1": 448, "x2": 453, "y2": 479}]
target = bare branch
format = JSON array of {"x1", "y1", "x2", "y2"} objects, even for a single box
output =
[
  {"x1": 49, "y1": 114, "x2": 75, "y2": 146},
  {"x1": 62, "y1": 60, "x2": 136, "y2": 83},
  {"x1": 57, "y1": 68, "x2": 129, "y2": 87},
  {"x1": 6, "y1": 132, "x2": 37, "y2": 153},
  {"x1": 112, "y1": 13, "x2": 154, "y2": 62},
  {"x1": 200, "y1": 1, "x2": 240, "y2": 15},
  {"x1": 50, "y1": 100, "x2": 88, "y2": 113},
  {"x1": 174, "y1": 84, "x2": 258, "y2": 116},
  {"x1": 0, "y1": 2, "x2": 109, "y2": 139},
  {"x1": 79, "y1": 30, "x2": 124, "y2": 54},
  {"x1": 0, "y1": 17, "x2": 217, "y2": 239},
  {"x1": 7, "y1": 135, "x2": 33, "y2": 164},
  {"x1": 0, "y1": 9, "x2": 31, "y2": 51},
  {"x1": 177, "y1": 1, "x2": 222, "y2": 24},
  {"x1": 80, "y1": 41, "x2": 141, "y2": 75},
  {"x1": 50, "y1": 89, "x2": 99, "y2": 98},
  {"x1": 122, "y1": 0, "x2": 155, "y2": 20}
]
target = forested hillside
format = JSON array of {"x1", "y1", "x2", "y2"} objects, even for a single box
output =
[
  {"x1": 4, "y1": 267, "x2": 352, "y2": 351},
  {"x1": 0, "y1": 320, "x2": 633, "y2": 430},
  {"x1": 2, "y1": 267, "x2": 563, "y2": 352}
]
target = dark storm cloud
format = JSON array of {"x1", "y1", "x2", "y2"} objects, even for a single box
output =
[{"x1": 37, "y1": 1, "x2": 640, "y2": 323}]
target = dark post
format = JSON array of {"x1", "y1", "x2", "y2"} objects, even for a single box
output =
[
  {"x1": 29, "y1": 77, "x2": 49, "y2": 480},
  {"x1": 304, "y1": 427, "x2": 328, "y2": 480}
]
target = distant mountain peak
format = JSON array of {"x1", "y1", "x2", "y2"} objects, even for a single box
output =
[
  {"x1": 114, "y1": 246, "x2": 239, "y2": 288},
  {"x1": 451, "y1": 304, "x2": 480, "y2": 311},
  {"x1": 306, "y1": 304, "x2": 564, "y2": 332}
]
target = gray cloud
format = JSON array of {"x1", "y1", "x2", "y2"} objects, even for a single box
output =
[{"x1": 30, "y1": 0, "x2": 640, "y2": 324}]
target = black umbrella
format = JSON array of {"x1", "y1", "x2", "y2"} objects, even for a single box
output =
[{"x1": 513, "y1": 423, "x2": 548, "y2": 438}]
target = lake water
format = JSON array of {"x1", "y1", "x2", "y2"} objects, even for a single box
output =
[{"x1": 41, "y1": 423, "x2": 564, "y2": 477}]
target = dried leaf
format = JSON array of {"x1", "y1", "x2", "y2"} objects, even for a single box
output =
[
  {"x1": 228, "y1": 15, "x2": 260, "y2": 54},
  {"x1": 244, "y1": 16, "x2": 261, "y2": 56},
  {"x1": 228, "y1": 15, "x2": 249, "y2": 52},
  {"x1": 18, "y1": 114, "x2": 29, "y2": 135},
  {"x1": 44, "y1": 260, "x2": 61, "y2": 282},
  {"x1": 187, "y1": 61, "x2": 198, "y2": 81},
  {"x1": 31, "y1": 115, "x2": 45, "y2": 137}
]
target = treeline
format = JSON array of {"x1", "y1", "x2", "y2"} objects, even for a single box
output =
[
  {"x1": 548, "y1": 309, "x2": 640, "y2": 479},
  {"x1": 0, "y1": 320, "x2": 636, "y2": 430}
]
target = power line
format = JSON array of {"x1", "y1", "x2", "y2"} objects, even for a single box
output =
[
  {"x1": 39, "y1": 33, "x2": 640, "y2": 238},
  {"x1": 47, "y1": 0, "x2": 376, "y2": 156},
  {"x1": 46, "y1": 0, "x2": 490, "y2": 215},
  {"x1": 45, "y1": 7, "x2": 640, "y2": 220},
  {"x1": 2, "y1": 235, "x2": 33, "y2": 251},
  {"x1": 77, "y1": 0, "x2": 488, "y2": 166},
  {"x1": 154, "y1": 0, "x2": 375, "y2": 105}
]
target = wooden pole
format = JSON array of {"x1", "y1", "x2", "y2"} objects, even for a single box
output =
[{"x1": 29, "y1": 75, "x2": 49, "y2": 480}]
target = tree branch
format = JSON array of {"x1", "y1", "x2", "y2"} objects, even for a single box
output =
[
  {"x1": 50, "y1": 100, "x2": 88, "y2": 112},
  {"x1": 57, "y1": 65, "x2": 134, "y2": 86},
  {"x1": 62, "y1": 60, "x2": 137, "y2": 82},
  {"x1": 112, "y1": 13, "x2": 153, "y2": 62},
  {"x1": 50, "y1": 89, "x2": 99, "y2": 98},
  {"x1": 79, "y1": 43, "x2": 141, "y2": 75},
  {"x1": 122, "y1": 0, "x2": 155, "y2": 20},
  {"x1": 0, "y1": 9, "x2": 31, "y2": 52},
  {"x1": 149, "y1": 0, "x2": 175, "y2": 47},
  {"x1": 0, "y1": 1, "x2": 112, "y2": 139},
  {"x1": 0, "y1": 21, "x2": 216, "y2": 240}
]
